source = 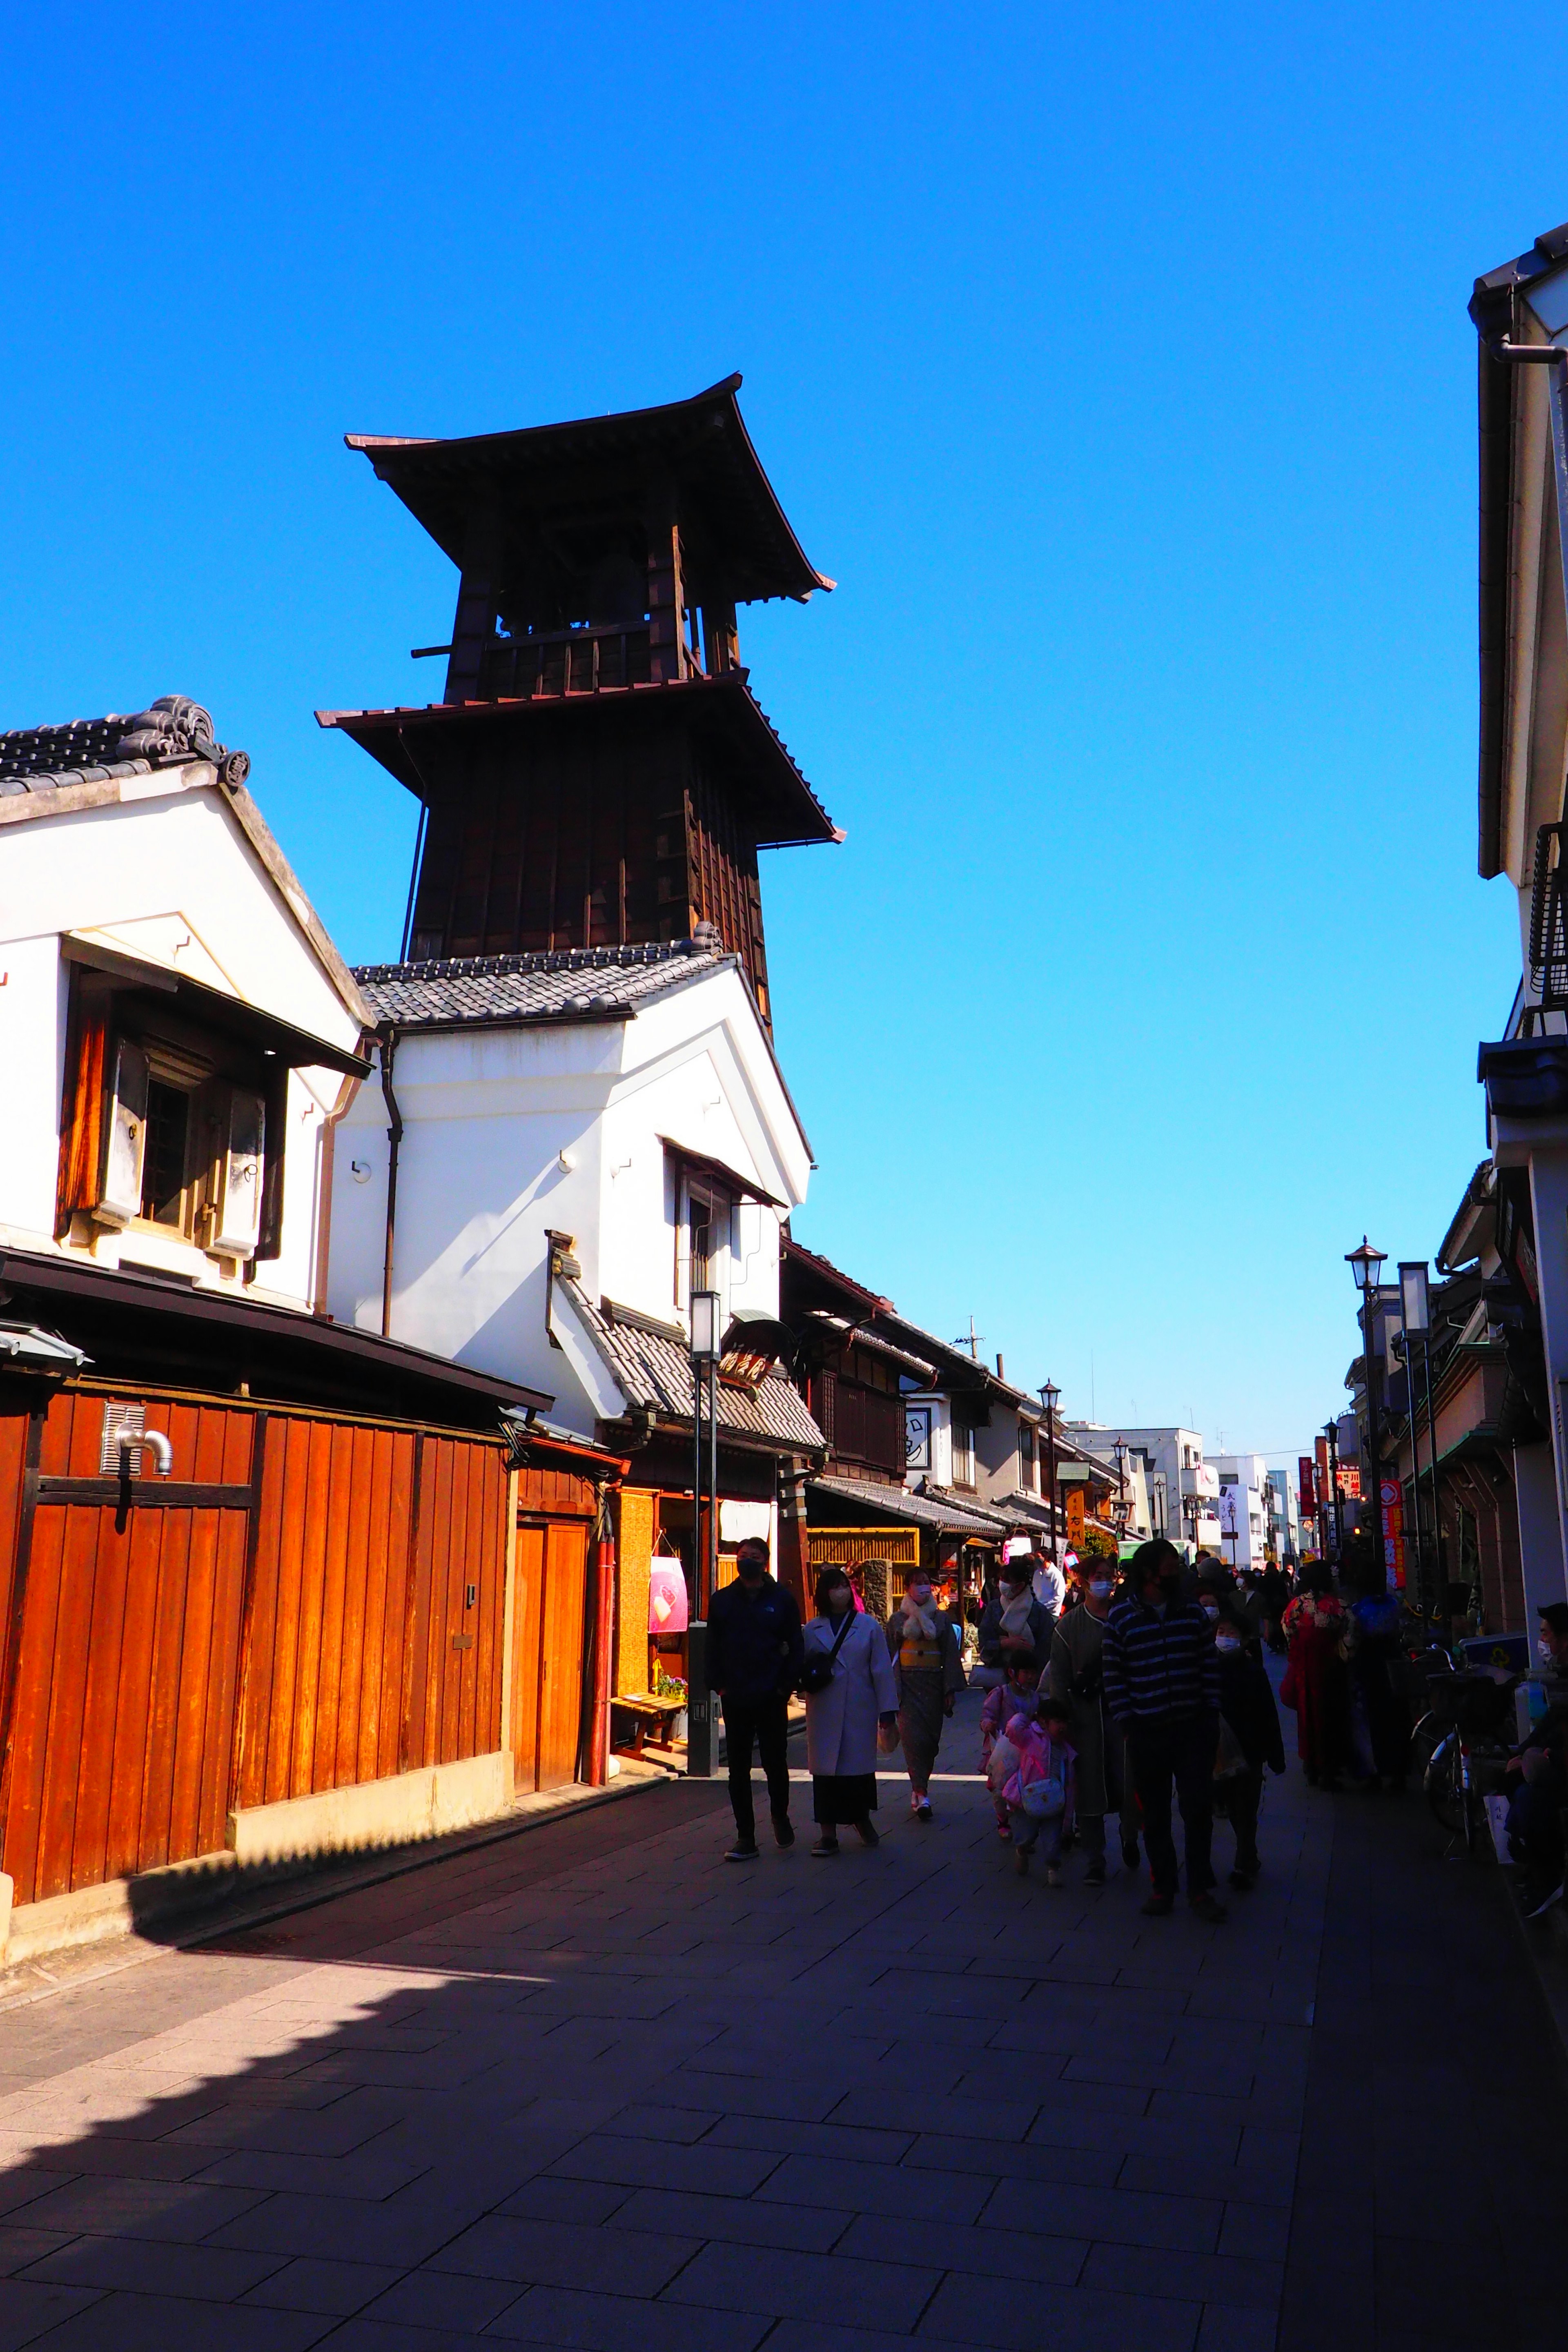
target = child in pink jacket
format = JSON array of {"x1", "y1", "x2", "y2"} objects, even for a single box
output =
[
  {"x1": 981, "y1": 1656, "x2": 1042, "y2": 1841},
  {"x1": 1002, "y1": 1696, "x2": 1076, "y2": 1882}
]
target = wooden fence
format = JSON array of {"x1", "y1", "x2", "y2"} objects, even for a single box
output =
[{"x1": 0, "y1": 1384, "x2": 513, "y2": 1910}]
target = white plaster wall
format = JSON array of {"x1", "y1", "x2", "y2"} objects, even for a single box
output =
[
  {"x1": 0, "y1": 782, "x2": 364, "y2": 1307},
  {"x1": 0, "y1": 786, "x2": 360, "y2": 1052},
  {"x1": 327, "y1": 964, "x2": 811, "y2": 1435}
]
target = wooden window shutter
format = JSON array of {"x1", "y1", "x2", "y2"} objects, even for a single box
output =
[
  {"x1": 256, "y1": 1062, "x2": 288, "y2": 1261},
  {"x1": 96, "y1": 1038, "x2": 150, "y2": 1226},
  {"x1": 211, "y1": 1087, "x2": 265, "y2": 1256},
  {"x1": 55, "y1": 986, "x2": 108, "y2": 1233}
]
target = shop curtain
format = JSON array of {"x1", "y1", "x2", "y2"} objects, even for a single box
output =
[{"x1": 55, "y1": 990, "x2": 107, "y2": 1232}]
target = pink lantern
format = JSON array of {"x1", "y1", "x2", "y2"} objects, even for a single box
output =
[{"x1": 648, "y1": 1558, "x2": 689, "y2": 1636}]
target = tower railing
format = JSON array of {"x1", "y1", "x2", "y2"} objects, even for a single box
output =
[{"x1": 477, "y1": 622, "x2": 701, "y2": 700}]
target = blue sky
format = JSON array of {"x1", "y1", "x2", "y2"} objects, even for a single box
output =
[{"x1": 2, "y1": 4, "x2": 1558, "y2": 1474}]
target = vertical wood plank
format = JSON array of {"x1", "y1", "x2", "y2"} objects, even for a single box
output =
[
  {"x1": 136, "y1": 1511, "x2": 191, "y2": 1874},
  {"x1": 167, "y1": 1504, "x2": 220, "y2": 1864},
  {"x1": 102, "y1": 1503, "x2": 165, "y2": 1882},
  {"x1": 290, "y1": 1420, "x2": 334, "y2": 1799},
  {"x1": 399, "y1": 1433, "x2": 431, "y2": 1772},
  {"x1": 336, "y1": 1424, "x2": 374, "y2": 1788},
  {"x1": 0, "y1": 1414, "x2": 56, "y2": 1902},
  {"x1": 227, "y1": 1413, "x2": 271, "y2": 1815},
  {"x1": 35, "y1": 1506, "x2": 105, "y2": 1899},
  {"x1": 357, "y1": 1428, "x2": 392, "y2": 1784},
  {"x1": 312, "y1": 1424, "x2": 354, "y2": 1790},
  {"x1": 264, "y1": 1419, "x2": 310, "y2": 1805},
  {"x1": 196, "y1": 1513, "x2": 247, "y2": 1857},
  {"x1": 67, "y1": 1502, "x2": 131, "y2": 1892}
]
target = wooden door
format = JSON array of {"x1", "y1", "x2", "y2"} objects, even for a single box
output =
[
  {"x1": 510, "y1": 1524, "x2": 545, "y2": 1794},
  {"x1": 510, "y1": 1519, "x2": 587, "y2": 1795},
  {"x1": 537, "y1": 1524, "x2": 587, "y2": 1791}
]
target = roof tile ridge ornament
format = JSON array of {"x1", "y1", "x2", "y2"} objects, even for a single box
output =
[{"x1": 109, "y1": 695, "x2": 251, "y2": 788}]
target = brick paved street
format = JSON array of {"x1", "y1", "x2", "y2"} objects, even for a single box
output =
[{"x1": 0, "y1": 1690, "x2": 1561, "y2": 2352}]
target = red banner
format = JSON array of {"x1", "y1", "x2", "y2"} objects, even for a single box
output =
[
  {"x1": 1380, "y1": 1477, "x2": 1405, "y2": 1592},
  {"x1": 1298, "y1": 1456, "x2": 1316, "y2": 1516}
]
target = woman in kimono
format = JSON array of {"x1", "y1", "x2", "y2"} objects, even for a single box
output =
[
  {"x1": 1282, "y1": 1564, "x2": 1350, "y2": 1789},
  {"x1": 801, "y1": 1566, "x2": 900, "y2": 1854},
  {"x1": 886, "y1": 1569, "x2": 966, "y2": 1820}
]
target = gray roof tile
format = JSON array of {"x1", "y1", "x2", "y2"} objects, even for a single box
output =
[
  {"x1": 566, "y1": 1283, "x2": 824, "y2": 1451},
  {"x1": 0, "y1": 695, "x2": 249, "y2": 797},
  {"x1": 354, "y1": 941, "x2": 733, "y2": 1028},
  {"x1": 807, "y1": 1472, "x2": 1004, "y2": 1535}
]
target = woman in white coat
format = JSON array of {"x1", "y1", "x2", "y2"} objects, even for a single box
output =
[{"x1": 801, "y1": 1566, "x2": 900, "y2": 1855}]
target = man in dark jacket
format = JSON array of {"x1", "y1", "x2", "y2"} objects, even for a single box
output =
[
  {"x1": 1102, "y1": 1538, "x2": 1226, "y2": 1921},
  {"x1": 706, "y1": 1537, "x2": 803, "y2": 1861},
  {"x1": 1214, "y1": 1609, "x2": 1285, "y2": 1889}
]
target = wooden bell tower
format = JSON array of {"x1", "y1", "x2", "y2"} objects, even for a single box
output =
[{"x1": 318, "y1": 376, "x2": 839, "y2": 1032}]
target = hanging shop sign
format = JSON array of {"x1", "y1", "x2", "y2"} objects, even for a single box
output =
[
  {"x1": 1298, "y1": 1457, "x2": 1316, "y2": 1516},
  {"x1": 1380, "y1": 1477, "x2": 1405, "y2": 1593},
  {"x1": 1065, "y1": 1487, "x2": 1086, "y2": 1546}
]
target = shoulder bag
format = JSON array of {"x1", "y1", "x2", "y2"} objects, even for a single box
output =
[{"x1": 799, "y1": 1607, "x2": 855, "y2": 1696}]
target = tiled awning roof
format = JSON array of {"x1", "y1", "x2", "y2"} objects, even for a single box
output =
[
  {"x1": 807, "y1": 1472, "x2": 1004, "y2": 1536},
  {"x1": 565, "y1": 1284, "x2": 824, "y2": 1454},
  {"x1": 354, "y1": 940, "x2": 731, "y2": 1028}
]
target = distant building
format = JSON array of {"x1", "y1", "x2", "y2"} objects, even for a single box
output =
[
  {"x1": 1213, "y1": 1453, "x2": 1272, "y2": 1576},
  {"x1": 1063, "y1": 1424, "x2": 1221, "y2": 1557}
]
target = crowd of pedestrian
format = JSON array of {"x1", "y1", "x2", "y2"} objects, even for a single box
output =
[{"x1": 703, "y1": 1530, "x2": 1295, "y2": 1921}]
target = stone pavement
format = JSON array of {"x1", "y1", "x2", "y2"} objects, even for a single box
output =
[{"x1": 0, "y1": 1686, "x2": 1557, "y2": 2352}]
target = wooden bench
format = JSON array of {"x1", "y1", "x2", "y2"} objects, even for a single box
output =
[{"x1": 610, "y1": 1693, "x2": 686, "y2": 1757}]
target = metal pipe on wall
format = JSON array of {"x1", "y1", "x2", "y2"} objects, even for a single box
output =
[{"x1": 379, "y1": 1024, "x2": 403, "y2": 1340}]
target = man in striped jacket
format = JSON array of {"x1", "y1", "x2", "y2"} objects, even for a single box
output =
[{"x1": 1103, "y1": 1539, "x2": 1227, "y2": 1922}]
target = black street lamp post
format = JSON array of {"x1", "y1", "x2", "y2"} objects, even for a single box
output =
[
  {"x1": 1039, "y1": 1382, "x2": 1060, "y2": 1562},
  {"x1": 686, "y1": 1289, "x2": 722, "y2": 1780},
  {"x1": 1346, "y1": 1238, "x2": 1388, "y2": 1586}
]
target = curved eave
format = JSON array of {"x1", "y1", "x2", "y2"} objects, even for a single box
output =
[
  {"x1": 345, "y1": 375, "x2": 833, "y2": 607},
  {"x1": 315, "y1": 671, "x2": 842, "y2": 849}
]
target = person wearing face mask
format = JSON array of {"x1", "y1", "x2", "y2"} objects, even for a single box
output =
[
  {"x1": 886, "y1": 1570, "x2": 965, "y2": 1819},
  {"x1": 799, "y1": 1566, "x2": 900, "y2": 1856},
  {"x1": 1102, "y1": 1538, "x2": 1226, "y2": 1920},
  {"x1": 706, "y1": 1536, "x2": 804, "y2": 1862},
  {"x1": 1049, "y1": 1559, "x2": 1136, "y2": 1883},
  {"x1": 975, "y1": 1557, "x2": 1056, "y2": 1689},
  {"x1": 1212, "y1": 1608, "x2": 1286, "y2": 1889}
]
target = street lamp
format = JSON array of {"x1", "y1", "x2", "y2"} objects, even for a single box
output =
[
  {"x1": 1112, "y1": 1437, "x2": 1130, "y2": 1535},
  {"x1": 1039, "y1": 1381, "x2": 1060, "y2": 1562},
  {"x1": 1182, "y1": 1487, "x2": 1203, "y2": 1559},
  {"x1": 686, "y1": 1289, "x2": 721, "y2": 1779},
  {"x1": 1345, "y1": 1234, "x2": 1387, "y2": 1589}
]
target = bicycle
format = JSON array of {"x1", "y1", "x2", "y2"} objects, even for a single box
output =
[{"x1": 1410, "y1": 1663, "x2": 1517, "y2": 1857}]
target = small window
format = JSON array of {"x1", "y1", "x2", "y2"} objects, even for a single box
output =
[
  {"x1": 1018, "y1": 1426, "x2": 1034, "y2": 1489},
  {"x1": 141, "y1": 1080, "x2": 192, "y2": 1227},
  {"x1": 677, "y1": 1173, "x2": 731, "y2": 1310},
  {"x1": 953, "y1": 1423, "x2": 975, "y2": 1487},
  {"x1": 689, "y1": 1187, "x2": 715, "y2": 1292}
]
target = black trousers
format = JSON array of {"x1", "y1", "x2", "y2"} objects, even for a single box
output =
[
  {"x1": 1127, "y1": 1713, "x2": 1216, "y2": 1898},
  {"x1": 721, "y1": 1693, "x2": 791, "y2": 1841},
  {"x1": 1218, "y1": 1764, "x2": 1262, "y2": 1874}
]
